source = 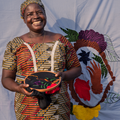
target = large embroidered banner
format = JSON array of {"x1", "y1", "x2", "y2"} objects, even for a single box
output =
[
  {"x1": 61, "y1": 28, "x2": 119, "y2": 120},
  {"x1": 0, "y1": 0, "x2": 120, "y2": 120}
]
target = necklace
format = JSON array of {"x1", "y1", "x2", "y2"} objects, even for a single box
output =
[{"x1": 29, "y1": 32, "x2": 45, "y2": 44}]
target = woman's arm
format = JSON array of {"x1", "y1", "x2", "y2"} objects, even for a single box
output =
[
  {"x1": 56, "y1": 66, "x2": 82, "y2": 81},
  {"x1": 1, "y1": 69, "x2": 32, "y2": 96}
]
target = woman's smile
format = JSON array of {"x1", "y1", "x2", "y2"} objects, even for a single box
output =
[{"x1": 32, "y1": 21, "x2": 41, "y2": 26}]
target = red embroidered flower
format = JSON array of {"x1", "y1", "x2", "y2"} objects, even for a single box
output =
[
  {"x1": 74, "y1": 78, "x2": 90, "y2": 101},
  {"x1": 45, "y1": 83, "x2": 60, "y2": 94}
]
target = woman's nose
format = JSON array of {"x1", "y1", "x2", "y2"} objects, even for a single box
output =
[{"x1": 33, "y1": 13, "x2": 39, "y2": 18}]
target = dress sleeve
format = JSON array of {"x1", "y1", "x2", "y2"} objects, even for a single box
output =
[
  {"x1": 2, "y1": 41, "x2": 17, "y2": 70},
  {"x1": 59, "y1": 36, "x2": 80, "y2": 70}
]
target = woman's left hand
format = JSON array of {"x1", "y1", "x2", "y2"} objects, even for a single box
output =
[
  {"x1": 55, "y1": 72, "x2": 65, "y2": 81},
  {"x1": 55, "y1": 66, "x2": 82, "y2": 81}
]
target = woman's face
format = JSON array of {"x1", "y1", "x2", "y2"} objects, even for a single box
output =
[{"x1": 23, "y1": 3, "x2": 46, "y2": 32}]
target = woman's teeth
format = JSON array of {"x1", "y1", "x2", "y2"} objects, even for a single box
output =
[{"x1": 33, "y1": 21, "x2": 41, "y2": 25}]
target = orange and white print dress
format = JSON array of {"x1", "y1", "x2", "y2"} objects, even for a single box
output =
[{"x1": 2, "y1": 36, "x2": 80, "y2": 120}]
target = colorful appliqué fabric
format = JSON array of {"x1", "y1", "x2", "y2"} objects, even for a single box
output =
[{"x1": 60, "y1": 29, "x2": 116, "y2": 120}]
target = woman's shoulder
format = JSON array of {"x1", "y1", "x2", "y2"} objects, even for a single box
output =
[
  {"x1": 53, "y1": 32, "x2": 63, "y2": 39},
  {"x1": 6, "y1": 36, "x2": 24, "y2": 50},
  {"x1": 45, "y1": 31, "x2": 71, "y2": 44},
  {"x1": 46, "y1": 31, "x2": 62, "y2": 36},
  {"x1": 46, "y1": 31, "x2": 71, "y2": 46},
  {"x1": 46, "y1": 31, "x2": 62, "y2": 41}
]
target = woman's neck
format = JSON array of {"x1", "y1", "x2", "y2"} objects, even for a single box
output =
[{"x1": 29, "y1": 30, "x2": 45, "y2": 38}]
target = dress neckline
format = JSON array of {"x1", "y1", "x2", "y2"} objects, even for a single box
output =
[{"x1": 18, "y1": 36, "x2": 62, "y2": 45}]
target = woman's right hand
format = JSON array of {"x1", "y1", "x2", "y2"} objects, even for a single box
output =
[
  {"x1": 1, "y1": 69, "x2": 33, "y2": 96},
  {"x1": 16, "y1": 84, "x2": 33, "y2": 96}
]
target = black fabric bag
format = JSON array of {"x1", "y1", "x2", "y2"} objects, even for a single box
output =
[{"x1": 25, "y1": 87, "x2": 51, "y2": 109}]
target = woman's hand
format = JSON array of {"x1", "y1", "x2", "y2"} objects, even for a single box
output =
[
  {"x1": 55, "y1": 72, "x2": 65, "y2": 81},
  {"x1": 55, "y1": 66, "x2": 82, "y2": 81},
  {"x1": 16, "y1": 84, "x2": 33, "y2": 96},
  {"x1": 1, "y1": 69, "x2": 32, "y2": 96}
]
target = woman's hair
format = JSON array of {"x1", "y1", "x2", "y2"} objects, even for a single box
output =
[{"x1": 20, "y1": 0, "x2": 45, "y2": 19}]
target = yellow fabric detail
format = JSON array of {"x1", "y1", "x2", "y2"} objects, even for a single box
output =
[{"x1": 72, "y1": 104, "x2": 101, "y2": 120}]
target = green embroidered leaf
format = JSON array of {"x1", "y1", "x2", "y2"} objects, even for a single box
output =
[
  {"x1": 45, "y1": 77, "x2": 49, "y2": 80},
  {"x1": 50, "y1": 78, "x2": 56, "y2": 81},
  {"x1": 104, "y1": 92, "x2": 120, "y2": 104},
  {"x1": 92, "y1": 53, "x2": 108, "y2": 78},
  {"x1": 60, "y1": 27, "x2": 79, "y2": 42},
  {"x1": 101, "y1": 64, "x2": 108, "y2": 78},
  {"x1": 92, "y1": 53, "x2": 103, "y2": 64}
]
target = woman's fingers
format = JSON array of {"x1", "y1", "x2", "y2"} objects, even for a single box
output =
[
  {"x1": 20, "y1": 84, "x2": 29, "y2": 88},
  {"x1": 19, "y1": 84, "x2": 33, "y2": 96},
  {"x1": 55, "y1": 72, "x2": 62, "y2": 77}
]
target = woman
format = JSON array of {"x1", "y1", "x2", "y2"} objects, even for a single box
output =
[{"x1": 1, "y1": 0, "x2": 81, "y2": 119}]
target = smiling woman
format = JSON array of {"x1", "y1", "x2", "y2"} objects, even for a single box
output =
[
  {"x1": 1, "y1": 0, "x2": 82, "y2": 119},
  {"x1": 23, "y1": 3, "x2": 46, "y2": 36},
  {"x1": 21, "y1": 2, "x2": 47, "y2": 43}
]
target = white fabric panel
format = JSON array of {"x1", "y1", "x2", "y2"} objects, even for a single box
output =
[{"x1": 0, "y1": 0, "x2": 120, "y2": 120}]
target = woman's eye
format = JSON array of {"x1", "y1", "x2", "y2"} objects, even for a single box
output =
[
  {"x1": 38, "y1": 11, "x2": 43, "y2": 14},
  {"x1": 27, "y1": 13, "x2": 32, "y2": 16}
]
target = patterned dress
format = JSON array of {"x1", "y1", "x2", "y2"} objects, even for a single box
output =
[{"x1": 2, "y1": 36, "x2": 80, "y2": 120}]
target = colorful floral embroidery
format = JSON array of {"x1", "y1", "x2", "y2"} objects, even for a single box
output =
[{"x1": 60, "y1": 28, "x2": 116, "y2": 120}]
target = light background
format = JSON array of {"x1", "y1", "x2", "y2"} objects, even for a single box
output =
[{"x1": 0, "y1": 0, "x2": 120, "y2": 119}]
